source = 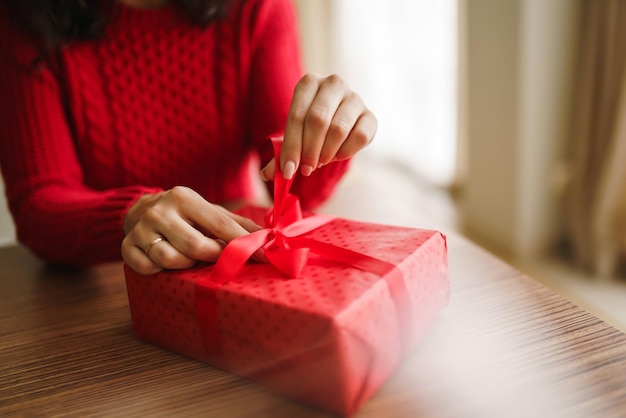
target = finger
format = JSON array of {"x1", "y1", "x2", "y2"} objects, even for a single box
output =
[
  {"x1": 163, "y1": 187, "x2": 250, "y2": 243},
  {"x1": 214, "y1": 205, "x2": 263, "y2": 232},
  {"x1": 156, "y1": 214, "x2": 229, "y2": 263},
  {"x1": 127, "y1": 211, "x2": 220, "y2": 268},
  {"x1": 318, "y1": 92, "x2": 364, "y2": 166},
  {"x1": 335, "y1": 109, "x2": 378, "y2": 161},
  {"x1": 189, "y1": 202, "x2": 250, "y2": 243},
  {"x1": 122, "y1": 236, "x2": 163, "y2": 275},
  {"x1": 143, "y1": 236, "x2": 198, "y2": 269},
  {"x1": 282, "y1": 73, "x2": 322, "y2": 179},
  {"x1": 213, "y1": 205, "x2": 266, "y2": 262},
  {"x1": 161, "y1": 208, "x2": 261, "y2": 264},
  {"x1": 260, "y1": 158, "x2": 276, "y2": 181},
  {"x1": 300, "y1": 74, "x2": 346, "y2": 174},
  {"x1": 135, "y1": 190, "x2": 225, "y2": 261}
]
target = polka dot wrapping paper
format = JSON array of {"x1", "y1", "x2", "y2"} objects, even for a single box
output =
[
  {"x1": 124, "y1": 132, "x2": 447, "y2": 416},
  {"x1": 124, "y1": 206, "x2": 449, "y2": 416}
]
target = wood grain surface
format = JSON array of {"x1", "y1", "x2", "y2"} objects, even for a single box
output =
[{"x1": 2, "y1": 233, "x2": 626, "y2": 417}]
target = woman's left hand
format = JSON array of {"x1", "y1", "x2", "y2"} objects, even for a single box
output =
[{"x1": 261, "y1": 73, "x2": 377, "y2": 180}]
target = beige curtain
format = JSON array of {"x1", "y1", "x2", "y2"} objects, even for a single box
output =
[{"x1": 567, "y1": 0, "x2": 626, "y2": 277}]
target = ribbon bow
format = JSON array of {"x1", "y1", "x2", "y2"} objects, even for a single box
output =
[
  {"x1": 196, "y1": 136, "x2": 416, "y2": 365},
  {"x1": 211, "y1": 136, "x2": 334, "y2": 282}
]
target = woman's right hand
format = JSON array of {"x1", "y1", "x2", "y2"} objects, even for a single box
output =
[{"x1": 121, "y1": 186, "x2": 262, "y2": 275}]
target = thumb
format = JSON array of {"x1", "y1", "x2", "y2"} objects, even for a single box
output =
[{"x1": 260, "y1": 158, "x2": 276, "y2": 181}]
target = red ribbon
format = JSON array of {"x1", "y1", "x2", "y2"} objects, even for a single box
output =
[
  {"x1": 211, "y1": 137, "x2": 336, "y2": 280},
  {"x1": 196, "y1": 136, "x2": 413, "y2": 367}
]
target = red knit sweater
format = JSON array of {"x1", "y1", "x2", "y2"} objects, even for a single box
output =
[{"x1": 0, "y1": 0, "x2": 349, "y2": 266}]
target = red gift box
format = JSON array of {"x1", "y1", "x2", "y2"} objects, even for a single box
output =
[{"x1": 124, "y1": 138, "x2": 449, "y2": 416}]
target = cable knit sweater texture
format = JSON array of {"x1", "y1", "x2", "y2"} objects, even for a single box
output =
[{"x1": 0, "y1": 0, "x2": 349, "y2": 266}]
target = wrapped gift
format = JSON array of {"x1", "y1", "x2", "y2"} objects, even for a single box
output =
[{"x1": 124, "y1": 137, "x2": 449, "y2": 416}]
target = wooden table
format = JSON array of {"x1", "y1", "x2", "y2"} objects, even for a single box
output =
[
  {"x1": 2, "y1": 237, "x2": 626, "y2": 417},
  {"x1": 2, "y1": 164, "x2": 626, "y2": 417}
]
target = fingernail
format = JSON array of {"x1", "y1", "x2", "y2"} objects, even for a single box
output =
[
  {"x1": 283, "y1": 160, "x2": 296, "y2": 179},
  {"x1": 300, "y1": 164, "x2": 313, "y2": 177},
  {"x1": 259, "y1": 168, "x2": 269, "y2": 181}
]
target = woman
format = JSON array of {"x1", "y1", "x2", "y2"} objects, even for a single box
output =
[{"x1": 0, "y1": 0, "x2": 377, "y2": 274}]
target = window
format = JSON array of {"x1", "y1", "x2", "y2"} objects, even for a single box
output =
[{"x1": 328, "y1": 0, "x2": 458, "y2": 186}]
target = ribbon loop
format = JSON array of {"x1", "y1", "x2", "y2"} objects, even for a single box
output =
[
  {"x1": 209, "y1": 136, "x2": 402, "y2": 283},
  {"x1": 197, "y1": 135, "x2": 418, "y2": 365},
  {"x1": 211, "y1": 136, "x2": 330, "y2": 282}
]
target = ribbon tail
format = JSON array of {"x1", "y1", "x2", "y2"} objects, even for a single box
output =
[
  {"x1": 270, "y1": 136, "x2": 295, "y2": 220},
  {"x1": 288, "y1": 237, "x2": 398, "y2": 276}
]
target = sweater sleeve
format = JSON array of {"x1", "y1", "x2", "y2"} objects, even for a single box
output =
[
  {"x1": 0, "y1": 10, "x2": 161, "y2": 266},
  {"x1": 245, "y1": 0, "x2": 350, "y2": 210}
]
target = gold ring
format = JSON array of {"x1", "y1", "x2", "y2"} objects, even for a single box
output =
[{"x1": 144, "y1": 236, "x2": 165, "y2": 257}]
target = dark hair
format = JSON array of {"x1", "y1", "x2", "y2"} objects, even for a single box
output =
[{"x1": 5, "y1": 0, "x2": 236, "y2": 59}]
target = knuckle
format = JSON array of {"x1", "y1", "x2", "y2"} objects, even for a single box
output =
[
  {"x1": 347, "y1": 90, "x2": 363, "y2": 104},
  {"x1": 141, "y1": 205, "x2": 165, "y2": 225},
  {"x1": 301, "y1": 150, "x2": 319, "y2": 165},
  {"x1": 325, "y1": 73, "x2": 344, "y2": 88},
  {"x1": 288, "y1": 106, "x2": 308, "y2": 126},
  {"x1": 336, "y1": 148, "x2": 351, "y2": 160},
  {"x1": 158, "y1": 250, "x2": 179, "y2": 268},
  {"x1": 168, "y1": 185, "x2": 193, "y2": 202},
  {"x1": 177, "y1": 235, "x2": 195, "y2": 254},
  {"x1": 351, "y1": 129, "x2": 371, "y2": 148},
  {"x1": 328, "y1": 118, "x2": 351, "y2": 139},
  {"x1": 179, "y1": 235, "x2": 206, "y2": 259},
  {"x1": 184, "y1": 237, "x2": 222, "y2": 262},
  {"x1": 210, "y1": 213, "x2": 233, "y2": 237},
  {"x1": 306, "y1": 107, "x2": 330, "y2": 129},
  {"x1": 298, "y1": 73, "x2": 319, "y2": 89}
]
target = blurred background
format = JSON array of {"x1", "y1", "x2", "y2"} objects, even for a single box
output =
[
  {"x1": 294, "y1": 0, "x2": 626, "y2": 331},
  {"x1": 1, "y1": 0, "x2": 625, "y2": 328}
]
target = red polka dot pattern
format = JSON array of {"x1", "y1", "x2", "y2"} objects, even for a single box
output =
[
  {"x1": 125, "y1": 265, "x2": 208, "y2": 361},
  {"x1": 124, "y1": 210, "x2": 449, "y2": 416}
]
